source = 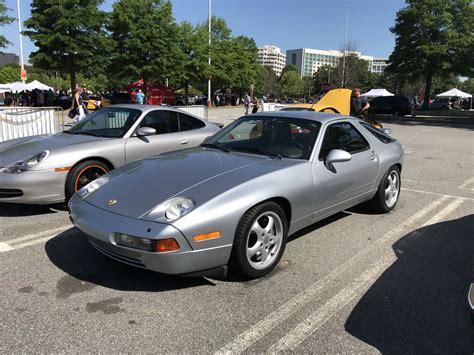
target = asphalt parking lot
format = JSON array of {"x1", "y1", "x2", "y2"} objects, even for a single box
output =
[{"x1": 0, "y1": 108, "x2": 473, "y2": 353}]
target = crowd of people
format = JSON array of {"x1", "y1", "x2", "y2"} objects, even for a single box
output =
[{"x1": 2, "y1": 88, "x2": 56, "y2": 107}]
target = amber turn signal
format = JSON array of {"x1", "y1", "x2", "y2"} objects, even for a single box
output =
[
  {"x1": 192, "y1": 231, "x2": 221, "y2": 242},
  {"x1": 154, "y1": 238, "x2": 180, "y2": 252}
]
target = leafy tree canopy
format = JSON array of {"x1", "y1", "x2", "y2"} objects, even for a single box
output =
[{"x1": 0, "y1": 0, "x2": 14, "y2": 48}]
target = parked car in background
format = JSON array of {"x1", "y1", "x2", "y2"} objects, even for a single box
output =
[
  {"x1": 0, "y1": 105, "x2": 221, "y2": 204},
  {"x1": 101, "y1": 92, "x2": 132, "y2": 107},
  {"x1": 429, "y1": 97, "x2": 450, "y2": 110},
  {"x1": 69, "y1": 111, "x2": 404, "y2": 279},
  {"x1": 369, "y1": 96, "x2": 415, "y2": 116},
  {"x1": 85, "y1": 95, "x2": 102, "y2": 110}
]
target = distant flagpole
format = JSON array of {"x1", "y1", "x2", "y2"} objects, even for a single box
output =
[
  {"x1": 207, "y1": 0, "x2": 212, "y2": 108},
  {"x1": 341, "y1": 13, "x2": 348, "y2": 88},
  {"x1": 17, "y1": 0, "x2": 25, "y2": 83}
]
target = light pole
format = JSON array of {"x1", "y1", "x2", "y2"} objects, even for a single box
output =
[
  {"x1": 341, "y1": 13, "x2": 348, "y2": 88},
  {"x1": 207, "y1": 0, "x2": 212, "y2": 108},
  {"x1": 17, "y1": 0, "x2": 25, "y2": 83}
]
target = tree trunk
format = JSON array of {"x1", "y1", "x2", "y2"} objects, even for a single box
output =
[
  {"x1": 143, "y1": 75, "x2": 148, "y2": 104},
  {"x1": 422, "y1": 72, "x2": 433, "y2": 110},
  {"x1": 70, "y1": 69, "x2": 76, "y2": 95},
  {"x1": 185, "y1": 82, "x2": 189, "y2": 105}
]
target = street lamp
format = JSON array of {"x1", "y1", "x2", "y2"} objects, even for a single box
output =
[
  {"x1": 16, "y1": 0, "x2": 25, "y2": 83},
  {"x1": 207, "y1": 0, "x2": 212, "y2": 108}
]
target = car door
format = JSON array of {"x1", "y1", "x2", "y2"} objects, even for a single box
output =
[
  {"x1": 312, "y1": 121, "x2": 380, "y2": 219},
  {"x1": 124, "y1": 109, "x2": 185, "y2": 163},
  {"x1": 177, "y1": 112, "x2": 208, "y2": 146}
]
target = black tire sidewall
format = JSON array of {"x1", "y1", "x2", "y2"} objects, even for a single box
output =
[
  {"x1": 374, "y1": 166, "x2": 401, "y2": 213},
  {"x1": 229, "y1": 202, "x2": 288, "y2": 279},
  {"x1": 65, "y1": 160, "x2": 110, "y2": 201}
]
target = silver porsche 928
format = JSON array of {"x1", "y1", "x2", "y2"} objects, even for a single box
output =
[
  {"x1": 0, "y1": 105, "x2": 220, "y2": 204},
  {"x1": 69, "y1": 111, "x2": 404, "y2": 279}
]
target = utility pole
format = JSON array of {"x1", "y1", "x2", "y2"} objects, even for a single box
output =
[
  {"x1": 17, "y1": 0, "x2": 25, "y2": 83},
  {"x1": 341, "y1": 13, "x2": 348, "y2": 88},
  {"x1": 207, "y1": 0, "x2": 212, "y2": 108}
]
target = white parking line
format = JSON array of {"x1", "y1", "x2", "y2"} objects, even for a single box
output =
[
  {"x1": 216, "y1": 196, "x2": 450, "y2": 354},
  {"x1": 402, "y1": 187, "x2": 474, "y2": 201},
  {"x1": 268, "y1": 196, "x2": 465, "y2": 352},
  {"x1": 0, "y1": 226, "x2": 72, "y2": 253},
  {"x1": 459, "y1": 177, "x2": 474, "y2": 190}
]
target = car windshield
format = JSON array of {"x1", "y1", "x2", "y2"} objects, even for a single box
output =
[
  {"x1": 66, "y1": 107, "x2": 141, "y2": 138},
  {"x1": 205, "y1": 116, "x2": 321, "y2": 160}
]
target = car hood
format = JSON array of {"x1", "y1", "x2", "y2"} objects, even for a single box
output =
[
  {"x1": 0, "y1": 133, "x2": 106, "y2": 167},
  {"x1": 84, "y1": 147, "x2": 291, "y2": 219}
]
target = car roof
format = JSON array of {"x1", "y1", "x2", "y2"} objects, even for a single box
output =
[
  {"x1": 109, "y1": 104, "x2": 190, "y2": 114},
  {"x1": 250, "y1": 110, "x2": 352, "y2": 124}
]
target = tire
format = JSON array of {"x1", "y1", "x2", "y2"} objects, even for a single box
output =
[
  {"x1": 65, "y1": 160, "x2": 110, "y2": 201},
  {"x1": 229, "y1": 201, "x2": 288, "y2": 279},
  {"x1": 369, "y1": 166, "x2": 401, "y2": 213}
]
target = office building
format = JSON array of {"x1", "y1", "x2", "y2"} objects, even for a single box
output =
[
  {"x1": 258, "y1": 45, "x2": 286, "y2": 76},
  {"x1": 286, "y1": 48, "x2": 386, "y2": 78}
]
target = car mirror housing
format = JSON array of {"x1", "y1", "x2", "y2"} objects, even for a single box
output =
[
  {"x1": 325, "y1": 149, "x2": 352, "y2": 172},
  {"x1": 137, "y1": 127, "x2": 156, "y2": 136}
]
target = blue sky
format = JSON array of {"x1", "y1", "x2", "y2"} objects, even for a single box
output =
[{"x1": 2, "y1": 0, "x2": 405, "y2": 62}]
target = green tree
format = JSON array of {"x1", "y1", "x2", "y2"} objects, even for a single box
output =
[
  {"x1": 174, "y1": 21, "x2": 208, "y2": 103},
  {"x1": 0, "y1": 0, "x2": 13, "y2": 48},
  {"x1": 387, "y1": 0, "x2": 474, "y2": 108},
  {"x1": 0, "y1": 64, "x2": 19, "y2": 83},
  {"x1": 109, "y1": 0, "x2": 177, "y2": 100},
  {"x1": 24, "y1": 0, "x2": 111, "y2": 93},
  {"x1": 257, "y1": 66, "x2": 280, "y2": 97},
  {"x1": 460, "y1": 78, "x2": 474, "y2": 94},
  {"x1": 280, "y1": 66, "x2": 303, "y2": 98},
  {"x1": 302, "y1": 76, "x2": 314, "y2": 102},
  {"x1": 228, "y1": 35, "x2": 259, "y2": 97}
]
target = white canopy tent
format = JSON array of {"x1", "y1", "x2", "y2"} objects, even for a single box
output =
[
  {"x1": 436, "y1": 88, "x2": 472, "y2": 98},
  {"x1": 361, "y1": 88, "x2": 394, "y2": 97},
  {"x1": 27, "y1": 80, "x2": 53, "y2": 91},
  {"x1": 5, "y1": 81, "x2": 30, "y2": 91}
]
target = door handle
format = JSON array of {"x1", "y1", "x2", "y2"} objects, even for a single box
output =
[{"x1": 180, "y1": 140, "x2": 189, "y2": 145}]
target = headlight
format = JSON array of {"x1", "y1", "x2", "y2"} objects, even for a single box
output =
[
  {"x1": 77, "y1": 176, "x2": 110, "y2": 199},
  {"x1": 1, "y1": 151, "x2": 50, "y2": 173},
  {"x1": 164, "y1": 197, "x2": 195, "y2": 221}
]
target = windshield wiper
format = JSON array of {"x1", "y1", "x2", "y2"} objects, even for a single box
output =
[
  {"x1": 200, "y1": 142, "x2": 230, "y2": 153},
  {"x1": 74, "y1": 131, "x2": 99, "y2": 137},
  {"x1": 230, "y1": 146, "x2": 282, "y2": 159}
]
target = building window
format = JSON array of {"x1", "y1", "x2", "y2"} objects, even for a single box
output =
[{"x1": 292, "y1": 53, "x2": 297, "y2": 65}]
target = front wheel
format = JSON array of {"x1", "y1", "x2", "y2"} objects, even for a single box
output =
[
  {"x1": 229, "y1": 202, "x2": 288, "y2": 279},
  {"x1": 65, "y1": 160, "x2": 110, "y2": 201},
  {"x1": 369, "y1": 166, "x2": 401, "y2": 213}
]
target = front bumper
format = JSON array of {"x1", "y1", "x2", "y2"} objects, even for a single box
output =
[
  {"x1": 68, "y1": 194, "x2": 231, "y2": 275},
  {"x1": 0, "y1": 169, "x2": 66, "y2": 204}
]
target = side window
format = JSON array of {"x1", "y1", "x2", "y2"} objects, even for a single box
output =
[
  {"x1": 179, "y1": 113, "x2": 205, "y2": 131},
  {"x1": 139, "y1": 110, "x2": 179, "y2": 134},
  {"x1": 319, "y1": 122, "x2": 370, "y2": 159}
]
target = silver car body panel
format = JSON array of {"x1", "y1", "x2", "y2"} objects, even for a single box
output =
[
  {"x1": 69, "y1": 112, "x2": 404, "y2": 275},
  {"x1": 0, "y1": 105, "x2": 220, "y2": 204}
]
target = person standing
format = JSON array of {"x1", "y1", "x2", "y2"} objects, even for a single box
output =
[
  {"x1": 251, "y1": 96, "x2": 259, "y2": 113},
  {"x1": 244, "y1": 92, "x2": 251, "y2": 115},
  {"x1": 131, "y1": 89, "x2": 137, "y2": 104},
  {"x1": 135, "y1": 89, "x2": 145, "y2": 104},
  {"x1": 73, "y1": 88, "x2": 86, "y2": 123},
  {"x1": 350, "y1": 88, "x2": 370, "y2": 118}
]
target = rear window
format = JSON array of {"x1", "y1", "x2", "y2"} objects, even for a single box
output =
[{"x1": 360, "y1": 122, "x2": 397, "y2": 144}]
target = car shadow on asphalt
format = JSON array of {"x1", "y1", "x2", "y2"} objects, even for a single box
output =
[
  {"x1": 0, "y1": 202, "x2": 67, "y2": 217},
  {"x1": 344, "y1": 214, "x2": 474, "y2": 353},
  {"x1": 375, "y1": 114, "x2": 474, "y2": 131},
  {"x1": 45, "y1": 228, "x2": 215, "y2": 293}
]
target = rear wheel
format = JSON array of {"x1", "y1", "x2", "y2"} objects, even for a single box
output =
[
  {"x1": 65, "y1": 160, "x2": 110, "y2": 201},
  {"x1": 229, "y1": 202, "x2": 288, "y2": 279},
  {"x1": 369, "y1": 166, "x2": 401, "y2": 213}
]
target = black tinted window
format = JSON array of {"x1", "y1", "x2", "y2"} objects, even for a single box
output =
[
  {"x1": 319, "y1": 122, "x2": 370, "y2": 159},
  {"x1": 360, "y1": 122, "x2": 397, "y2": 143},
  {"x1": 179, "y1": 113, "x2": 205, "y2": 131},
  {"x1": 140, "y1": 110, "x2": 179, "y2": 134}
]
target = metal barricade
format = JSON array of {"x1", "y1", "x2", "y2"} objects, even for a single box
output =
[
  {"x1": 177, "y1": 105, "x2": 208, "y2": 120},
  {"x1": 0, "y1": 106, "x2": 65, "y2": 143}
]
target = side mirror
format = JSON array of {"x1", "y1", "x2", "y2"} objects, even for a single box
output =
[
  {"x1": 137, "y1": 127, "x2": 156, "y2": 136},
  {"x1": 380, "y1": 128, "x2": 392, "y2": 135},
  {"x1": 325, "y1": 149, "x2": 352, "y2": 172}
]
